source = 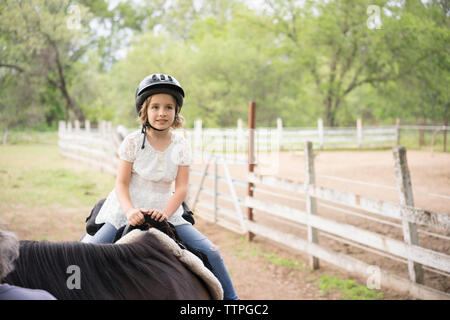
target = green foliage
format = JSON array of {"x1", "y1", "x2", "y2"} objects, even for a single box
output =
[
  {"x1": 316, "y1": 275, "x2": 384, "y2": 300},
  {"x1": 260, "y1": 252, "x2": 306, "y2": 270},
  {"x1": 1, "y1": 0, "x2": 448, "y2": 131}
]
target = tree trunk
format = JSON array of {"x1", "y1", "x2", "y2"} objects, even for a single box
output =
[
  {"x1": 47, "y1": 35, "x2": 85, "y2": 122},
  {"x1": 62, "y1": 88, "x2": 85, "y2": 122},
  {"x1": 324, "y1": 96, "x2": 339, "y2": 127},
  {"x1": 324, "y1": 97, "x2": 333, "y2": 127},
  {"x1": 331, "y1": 97, "x2": 341, "y2": 127}
]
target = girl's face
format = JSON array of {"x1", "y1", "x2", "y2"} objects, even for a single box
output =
[{"x1": 146, "y1": 93, "x2": 177, "y2": 130}]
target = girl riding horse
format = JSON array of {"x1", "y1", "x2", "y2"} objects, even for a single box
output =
[{"x1": 88, "y1": 73, "x2": 238, "y2": 300}]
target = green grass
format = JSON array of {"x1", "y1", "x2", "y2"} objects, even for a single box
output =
[
  {"x1": 260, "y1": 252, "x2": 307, "y2": 270},
  {"x1": 3, "y1": 130, "x2": 59, "y2": 145},
  {"x1": 0, "y1": 144, "x2": 115, "y2": 209},
  {"x1": 315, "y1": 275, "x2": 384, "y2": 300}
]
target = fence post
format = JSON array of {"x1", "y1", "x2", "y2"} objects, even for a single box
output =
[
  {"x1": 357, "y1": 118, "x2": 363, "y2": 149},
  {"x1": 99, "y1": 120, "x2": 105, "y2": 137},
  {"x1": 85, "y1": 120, "x2": 91, "y2": 133},
  {"x1": 74, "y1": 120, "x2": 80, "y2": 132},
  {"x1": 395, "y1": 118, "x2": 400, "y2": 146},
  {"x1": 305, "y1": 141, "x2": 320, "y2": 270},
  {"x1": 393, "y1": 146, "x2": 424, "y2": 284},
  {"x1": 106, "y1": 121, "x2": 112, "y2": 134},
  {"x1": 237, "y1": 118, "x2": 244, "y2": 162},
  {"x1": 318, "y1": 118, "x2": 324, "y2": 150},
  {"x1": 58, "y1": 121, "x2": 66, "y2": 137},
  {"x1": 444, "y1": 119, "x2": 448, "y2": 152},
  {"x1": 277, "y1": 118, "x2": 283, "y2": 150},
  {"x1": 247, "y1": 101, "x2": 256, "y2": 242}
]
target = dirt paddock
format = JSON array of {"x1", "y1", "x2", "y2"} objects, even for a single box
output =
[{"x1": 189, "y1": 149, "x2": 450, "y2": 298}]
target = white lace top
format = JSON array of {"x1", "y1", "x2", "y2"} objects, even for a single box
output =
[{"x1": 95, "y1": 129, "x2": 193, "y2": 229}]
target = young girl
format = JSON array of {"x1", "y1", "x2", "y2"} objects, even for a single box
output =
[{"x1": 90, "y1": 73, "x2": 238, "y2": 300}]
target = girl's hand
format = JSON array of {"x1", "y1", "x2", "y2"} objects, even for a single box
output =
[
  {"x1": 126, "y1": 208, "x2": 149, "y2": 226},
  {"x1": 149, "y1": 209, "x2": 169, "y2": 222}
]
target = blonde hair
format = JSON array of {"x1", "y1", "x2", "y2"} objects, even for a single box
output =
[{"x1": 139, "y1": 95, "x2": 184, "y2": 129}]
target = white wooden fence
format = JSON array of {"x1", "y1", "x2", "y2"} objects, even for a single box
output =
[
  {"x1": 183, "y1": 118, "x2": 399, "y2": 156},
  {"x1": 58, "y1": 120, "x2": 124, "y2": 175},
  {"x1": 188, "y1": 145, "x2": 450, "y2": 300},
  {"x1": 184, "y1": 119, "x2": 449, "y2": 153},
  {"x1": 58, "y1": 117, "x2": 442, "y2": 171}
]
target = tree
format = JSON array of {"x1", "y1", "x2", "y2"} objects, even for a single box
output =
[
  {"x1": 387, "y1": 0, "x2": 449, "y2": 124},
  {"x1": 0, "y1": 0, "x2": 153, "y2": 129},
  {"x1": 263, "y1": 0, "x2": 448, "y2": 126},
  {"x1": 1, "y1": 0, "x2": 446, "y2": 132},
  {"x1": 103, "y1": 4, "x2": 302, "y2": 128},
  {"x1": 0, "y1": 0, "x2": 94, "y2": 123}
]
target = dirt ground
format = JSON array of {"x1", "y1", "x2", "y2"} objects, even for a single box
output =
[{"x1": 1, "y1": 147, "x2": 449, "y2": 299}]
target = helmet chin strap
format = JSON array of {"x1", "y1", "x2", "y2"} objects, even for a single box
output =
[
  {"x1": 141, "y1": 120, "x2": 170, "y2": 149},
  {"x1": 145, "y1": 120, "x2": 167, "y2": 132}
]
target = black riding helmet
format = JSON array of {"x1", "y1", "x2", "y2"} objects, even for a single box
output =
[
  {"x1": 135, "y1": 74, "x2": 185, "y2": 149},
  {"x1": 135, "y1": 73, "x2": 185, "y2": 115}
]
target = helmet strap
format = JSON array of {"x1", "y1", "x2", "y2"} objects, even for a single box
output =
[{"x1": 141, "y1": 120, "x2": 170, "y2": 149}]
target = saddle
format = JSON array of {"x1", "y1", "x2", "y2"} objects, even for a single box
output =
[
  {"x1": 84, "y1": 199, "x2": 211, "y2": 271},
  {"x1": 85, "y1": 199, "x2": 195, "y2": 237}
]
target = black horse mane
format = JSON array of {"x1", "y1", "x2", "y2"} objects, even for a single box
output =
[{"x1": 4, "y1": 232, "x2": 210, "y2": 300}]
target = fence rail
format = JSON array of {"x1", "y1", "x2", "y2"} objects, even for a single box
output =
[
  {"x1": 58, "y1": 120, "x2": 122, "y2": 175},
  {"x1": 183, "y1": 122, "x2": 399, "y2": 153},
  {"x1": 183, "y1": 122, "x2": 448, "y2": 156},
  {"x1": 246, "y1": 174, "x2": 450, "y2": 232}
]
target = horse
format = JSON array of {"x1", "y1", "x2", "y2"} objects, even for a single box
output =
[{"x1": 4, "y1": 231, "x2": 212, "y2": 300}]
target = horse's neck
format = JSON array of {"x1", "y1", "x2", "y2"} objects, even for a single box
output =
[{"x1": 10, "y1": 237, "x2": 212, "y2": 300}]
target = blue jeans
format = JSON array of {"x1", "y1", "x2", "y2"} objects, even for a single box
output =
[
  {"x1": 87, "y1": 222, "x2": 118, "y2": 244},
  {"x1": 85, "y1": 222, "x2": 238, "y2": 300},
  {"x1": 175, "y1": 223, "x2": 238, "y2": 300}
]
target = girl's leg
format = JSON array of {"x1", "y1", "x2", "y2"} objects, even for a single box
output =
[
  {"x1": 87, "y1": 222, "x2": 118, "y2": 244},
  {"x1": 175, "y1": 223, "x2": 238, "y2": 300}
]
